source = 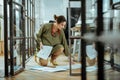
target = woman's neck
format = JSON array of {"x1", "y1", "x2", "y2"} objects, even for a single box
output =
[{"x1": 53, "y1": 23, "x2": 58, "y2": 32}]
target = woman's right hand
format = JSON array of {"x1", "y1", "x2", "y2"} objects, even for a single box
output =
[
  {"x1": 40, "y1": 42, "x2": 43, "y2": 49},
  {"x1": 68, "y1": 56, "x2": 75, "y2": 64}
]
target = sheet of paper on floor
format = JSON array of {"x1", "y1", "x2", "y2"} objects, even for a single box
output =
[
  {"x1": 30, "y1": 64, "x2": 81, "y2": 72},
  {"x1": 86, "y1": 65, "x2": 97, "y2": 72}
]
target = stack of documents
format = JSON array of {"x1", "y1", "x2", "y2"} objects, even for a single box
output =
[{"x1": 36, "y1": 46, "x2": 53, "y2": 60}]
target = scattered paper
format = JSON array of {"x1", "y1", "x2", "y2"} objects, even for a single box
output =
[
  {"x1": 30, "y1": 64, "x2": 81, "y2": 72},
  {"x1": 41, "y1": 67, "x2": 67, "y2": 72},
  {"x1": 29, "y1": 64, "x2": 111, "y2": 72},
  {"x1": 86, "y1": 65, "x2": 97, "y2": 72}
]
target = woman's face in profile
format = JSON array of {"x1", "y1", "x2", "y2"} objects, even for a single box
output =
[{"x1": 57, "y1": 21, "x2": 66, "y2": 30}]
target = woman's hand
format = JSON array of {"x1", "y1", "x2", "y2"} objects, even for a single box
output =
[
  {"x1": 68, "y1": 56, "x2": 75, "y2": 64},
  {"x1": 40, "y1": 42, "x2": 43, "y2": 49}
]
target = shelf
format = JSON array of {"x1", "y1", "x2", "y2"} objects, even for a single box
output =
[{"x1": 69, "y1": 36, "x2": 82, "y2": 39}]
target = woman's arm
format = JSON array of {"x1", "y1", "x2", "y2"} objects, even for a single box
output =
[
  {"x1": 61, "y1": 30, "x2": 75, "y2": 64},
  {"x1": 61, "y1": 30, "x2": 70, "y2": 56},
  {"x1": 36, "y1": 24, "x2": 45, "y2": 50}
]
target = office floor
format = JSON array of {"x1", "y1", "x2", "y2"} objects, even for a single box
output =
[{"x1": 0, "y1": 53, "x2": 120, "y2": 80}]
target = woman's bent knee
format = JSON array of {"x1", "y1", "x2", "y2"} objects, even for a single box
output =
[{"x1": 39, "y1": 58, "x2": 48, "y2": 66}]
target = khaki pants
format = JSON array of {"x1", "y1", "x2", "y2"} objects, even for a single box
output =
[{"x1": 39, "y1": 44, "x2": 64, "y2": 66}]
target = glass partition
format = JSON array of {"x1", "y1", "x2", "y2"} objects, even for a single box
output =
[{"x1": 4, "y1": 0, "x2": 35, "y2": 76}]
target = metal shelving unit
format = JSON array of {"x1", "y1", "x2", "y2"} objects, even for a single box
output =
[
  {"x1": 68, "y1": 0, "x2": 82, "y2": 76},
  {"x1": 68, "y1": 1, "x2": 105, "y2": 80}
]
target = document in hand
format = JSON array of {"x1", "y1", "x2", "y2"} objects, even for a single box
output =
[
  {"x1": 86, "y1": 45, "x2": 97, "y2": 59},
  {"x1": 36, "y1": 46, "x2": 53, "y2": 60}
]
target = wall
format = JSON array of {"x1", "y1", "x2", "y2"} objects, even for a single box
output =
[
  {"x1": 43, "y1": 0, "x2": 80, "y2": 22},
  {"x1": 0, "y1": 0, "x2": 3, "y2": 40},
  {"x1": 43, "y1": 0, "x2": 64, "y2": 22},
  {"x1": 35, "y1": 0, "x2": 81, "y2": 33}
]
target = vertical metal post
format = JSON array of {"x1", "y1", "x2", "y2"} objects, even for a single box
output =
[
  {"x1": 4, "y1": 0, "x2": 9, "y2": 77},
  {"x1": 34, "y1": 0, "x2": 36, "y2": 52},
  {"x1": 29, "y1": 0, "x2": 32, "y2": 56},
  {"x1": 9, "y1": 0, "x2": 14, "y2": 76},
  {"x1": 96, "y1": 0, "x2": 104, "y2": 80},
  {"x1": 22, "y1": 0, "x2": 26, "y2": 68},
  {"x1": 81, "y1": 0, "x2": 86, "y2": 80},
  {"x1": 110, "y1": 0, "x2": 113, "y2": 31},
  {"x1": 68, "y1": 0, "x2": 72, "y2": 75},
  {"x1": 33, "y1": 0, "x2": 35, "y2": 54},
  {"x1": 109, "y1": 0, "x2": 114, "y2": 68},
  {"x1": 32, "y1": 0, "x2": 34, "y2": 54},
  {"x1": 27, "y1": 0, "x2": 30, "y2": 57}
]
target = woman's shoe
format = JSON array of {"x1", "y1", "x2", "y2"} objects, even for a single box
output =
[
  {"x1": 86, "y1": 57, "x2": 96, "y2": 66},
  {"x1": 50, "y1": 59, "x2": 58, "y2": 66}
]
